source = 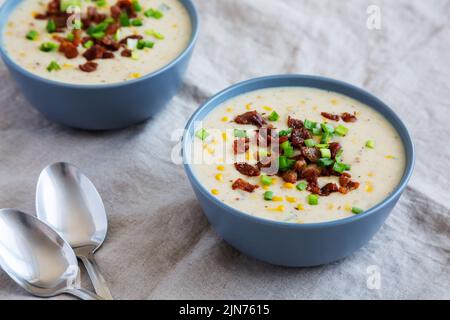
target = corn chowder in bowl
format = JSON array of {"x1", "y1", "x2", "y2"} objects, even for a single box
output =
[
  {"x1": 183, "y1": 75, "x2": 414, "y2": 266},
  {"x1": 0, "y1": 0, "x2": 198, "y2": 129}
]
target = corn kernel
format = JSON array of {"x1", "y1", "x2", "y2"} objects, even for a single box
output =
[
  {"x1": 365, "y1": 181, "x2": 374, "y2": 193},
  {"x1": 217, "y1": 165, "x2": 225, "y2": 171},
  {"x1": 221, "y1": 132, "x2": 227, "y2": 141},
  {"x1": 330, "y1": 99, "x2": 339, "y2": 105},
  {"x1": 344, "y1": 203, "x2": 352, "y2": 211},
  {"x1": 130, "y1": 73, "x2": 141, "y2": 79},
  {"x1": 368, "y1": 171, "x2": 375, "y2": 177},
  {"x1": 245, "y1": 103, "x2": 252, "y2": 110},
  {"x1": 283, "y1": 183, "x2": 295, "y2": 189},
  {"x1": 262, "y1": 185, "x2": 269, "y2": 190},
  {"x1": 286, "y1": 196, "x2": 297, "y2": 203},
  {"x1": 271, "y1": 178, "x2": 278, "y2": 184},
  {"x1": 296, "y1": 203, "x2": 305, "y2": 211},
  {"x1": 263, "y1": 106, "x2": 272, "y2": 111},
  {"x1": 221, "y1": 116, "x2": 229, "y2": 122},
  {"x1": 226, "y1": 107, "x2": 233, "y2": 112},
  {"x1": 300, "y1": 100, "x2": 306, "y2": 105},
  {"x1": 385, "y1": 155, "x2": 396, "y2": 159},
  {"x1": 327, "y1": 203, "x2": 334, "y2": 210},
  {"x1": 272, "y1": 196, "x2": 283, "y2": 202},
  {"x1": 245, "y1": 151, "x2": 252, "y2": 161},
  {"x1": 268, "y1": 205, "x2": 285, "y2": 212},
  {"x1": 206, "y1": 147, "x2": 215, "y2": 155},
  {"x1": 215, "y1": 174, "x2": 223, "y2": 181},
  {"x1": 62, "y1": 63, "x2": 74, "y2": 69},
  {"x1": 211, "y1": 189, "x2": 219, "y2": 195}
]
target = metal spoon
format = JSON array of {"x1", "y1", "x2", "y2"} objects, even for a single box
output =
[
  {"x1": 36, "y1": 162, "x2": 113, "y2": 300},
  {"x1": 0, "y1": 209, "x2": 102, "y2": 300}
]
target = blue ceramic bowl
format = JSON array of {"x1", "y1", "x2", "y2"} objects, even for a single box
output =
[
  {"x1": 183, "y1": 75, "x2": 415, "y2": 267},
  {"x1": 0, "y1": 0, "x2": 199, "y2": 130}
]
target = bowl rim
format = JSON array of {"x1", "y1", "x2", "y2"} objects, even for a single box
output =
[
  {"x1": 0, "y1": 0, "x2": 199, "y2": 89},
  {"x1": 183, "y1": 74, "x2": 416, "y2": 230}
]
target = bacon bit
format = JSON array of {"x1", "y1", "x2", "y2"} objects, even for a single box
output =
[
  {"x1": 119, "y1": 34, "x2": 143, "y2": 45},
  {"x1": 235, "y1": 111, "x2": 266, "y2": 127},
  {"x1": 117, "y1": 0, "x2": 137, "y2": 18},
  {"x1": 293, "y1": 158, "x2": 307, "y2": 173},
  {"x1": 339, "y1": 172, "x2": 352, "y2": 187},
  {"x1": 282, "y1": 170, "x2": 298, "y2": 184},
  {"x1": 234, "y1": 163, "x2": 261, "y2": 177},
  {"x1": 34, "y1": 13, "x2": 48, "y2": 20},
  {"x1": 233, "y1": 138, "x2": 250, "y2": 154},
  {"x1": 79, "y1": 61, "x2": 98, "y2": 72},
  {"x1": 87, "y1": 6, "x2": 107, "y2": 24},
  {"x1": 121, "y1": 49, "x2": 132, "y2": 57},
  {"x1": 47, "y1": 0, "x2": 61, "y2": 15},
  {"x1": 110, "y1": 5, "x2": 122, "y2": 20},
  {"x1": 291, "y1": 127, "x2": 311, "y2": 147},
  {"x1": 321, "y1": 112, "x2": 340, "y2": 121},
  {"x1": 83, "y1": 44, "x2": 106, "y2": 61},
  {"x1": 72, "y1": 29, "x2": 82, "y2": 46},
  {"x1": 329, "y1": 142, "x2": 342, "y2": 159},
  {"x1": 320, "y1": 183, "x2": 339, "y2": 196},
  {"x1": 287, "y1": 116, "x2": 304, "y2": 129},
  {"x1": 100, "y1": 37, "x2": 120, "y2": 51},
  {"x1": 59, "y1": 41, "x2": 78, "y2": 59},
  {"x1": 256, "y1": 127, "x2": 275, "y2": 147},
  {"x1": 106, "y1": 23, "x2": 120, "y2": 36},
  {"x1": 232, "y1": 178, "x2": 259, "y2": 193},
  {"x1": 301, "y1": 146, "x2": 321, "y2": 163},
  {"x1": 102, "y1": 51, "x2": 115, "y2": 59},
  {"x1": 341, "y1": 112, "x2": 357, "y2": 123},
  {"x1": 277, "y1": 135, "x2": 289, "y2": 146}
]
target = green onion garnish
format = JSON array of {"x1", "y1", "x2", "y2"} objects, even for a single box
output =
[
  {"x1": 321, "y1": 123, "x2": 335, "y2": 134},
  {"x1": 315, "y1": 143, "x2": 328, "y2": 149},
  {"x1": 96, "y1": 0, "x2": 107, "y2": 7},
  {"x1": 333, "y1": 161, "x2": 351, "y2": 173},
  {"x1": 264, "y1": 191, "x2": 274, "y2": 201},
  {"x1": 144, "y1": 8, "x2": 164, "y2": 19},
  {"x1": 131, "y1": 19, "x2": 143, "y2": 27},
  {"x1": 66, "y1": 32, "x2": 74, "y2": 42},
  {"x1": 261, "y1": 175, "x2": 273, "y2": 186},
  {"x1": 352, "y1": 207, "x2": 364, "y2": 214},
  {"x1": 312, "y1": 126, "x2": 322, "y2": 136},
  {"x1": 91, "y1": 31, "x2": 105, "y2": 39},
  {"x1": 278, "y1": 156, "x2": 295, "y2": 171},
  {"x1": 268, "y1": 111, "x2": 280, "y2": 121},
  {"x1": 132, "y1": 0, "x2": 142, "y2": 11},
  {"x1": 317, "y1": 158, "x2": 334, "y2": 167},
  {"x1": 137, "y1": 39, "x2": 154, "y2": 49},
  {"x1": 233, "y1": 129, "x2": 247, "y2": 138},
  {"x1": 39, "y1": 42, "x2": 59, "y2": 52},
  {"x1": 47, "y1": 60, "x2": 61, "y2": 72},
  {"x1": 307, "y1": 194, "x2": 319, "y2": 205},
  {"x1": 131, "y1": 51, "x2": 140, "y2": 60},
  {"x1": 366, "y1": 140, "x2": 375, "y2": 149},
  {"x1": 195, "y1": 128, "x2": 209, "y2": 141},
  {"x1": 26, "y1": 30, "x2": 39, "y2": 41},
  {"x1": 320, "y1": 131, "x2": 331, "y2": 144},
  {"x1": 280, "y1": 141, "x2": 294, "y2": 157},
  {"x1": 46, "y1": 19, "x2": 57, "y2": 33},
  {"x1": 335, "y1": 125, "x2": 349, "y2": 136},
  {"x1": 278, "y1": 128, "x2": 292, "y2": 137},
  {"x1": 304, "y1": 139, "x2": 315, "y2": 147},
  {"x1": 119, "y1": 12, "x2": 130, "y2": 26},
  {"x1": 83, "y1": 40, "x2": 94, "y2": 48},
  {"x1": 145, "y1": 29, "x2": 165, "y2": 39},
  {"x1": 296, "y1": 181, "x2": 307, "y2": 191},
  {"x1": 60, "y1": 0, "x2": 81, "y2": 12},
  {"x1": 320, "y1": 148, "x2": 331, "y2": 159},
  {"x1": 304, "y1": 119, "x2": 316, "y2": 130}
]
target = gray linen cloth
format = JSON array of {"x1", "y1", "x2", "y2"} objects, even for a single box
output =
[{"x1": 0, "y1": 0, "x2": 449, "y2": 299}]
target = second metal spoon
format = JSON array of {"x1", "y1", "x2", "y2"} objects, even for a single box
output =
[{"x1": 36, "y1": 162, "x2": 113, "y2": 300}]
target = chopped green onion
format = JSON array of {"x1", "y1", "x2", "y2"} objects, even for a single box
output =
[
  {"x1": 317, "y1": 158, "x2": 334, "y2": 167},
  {"x1": 104, "y1": 17, "x2": 115, "y2": 24},
  {"x1": 46, "y1": 19, "x2": 57, "y2": 33},
  {"x1": 119, "y1": 12, "x2": 130, "y2": 26},
  {"x1": 137, "y1": 39, "x2": 154, "y2": 49},
  {"x1": 145, "y1": 29, "x2": 165, "y2": 39},
  {"x1": 60, "y1": 0, "x2": 81, "y2": 12},
  {"x1": 233, "y1": 129, "x2": 247, "y2": 138},
  {"x1": 366, "y1": 140, "x2": 375, "y2": 149},
  {"x1": 321, "y1": 123, "x2": 335, "y2": 134},
  {"x1": 47, "y1": 60, "x2": 61, "y2": 72},
  {"x1": 304, "y1": 119, "x2": 316, "y2": 131},
  {"x1": 307, "y1": 194, "x2": 319, "y2": 205},
  {"x1": 335, "y1": 125, "x2": 349, "y2": 136},
  {"x1": 131, "y1": 19, "x2": 143, "y2": 27},
  {"x1": 91, "y1": 31, "x2": 105, "y2": 39},
  {"x1": 315, "y1": 143, "x2": 328, "y2": 149},
  {"x1": 26, "y1": 30, "x2": 39, "y2": 41},
  {"x1": 258, "y1": 148, "x2": 269, "y2": 159},
  {"x1": 132, "y1": 0, "x2": 142, "y2": 11},
  {"x1": 333, "y1": 161, "x2": 351, "y2": 173},
  {"x1": 83, "y1": 40, "x2": 94, "y2": 49},
  {"x1": 66, "y1": 32, "x2": 74, "y2": 42},
  {"x1": 144, "y1": 8, "x2": 164, "y2": 19},
  {"x1": 304, "y1": 139, "x2": 315, "y2": 147},
  {"x1": 268, "y1": 111, "x2": 279, "y2": 121},
  {"x1": 264, "y1": 191, "x2": 274, "y2": 201},
  {"x1": 278, "y1": 128, "x2": 292, "y2": 137},
  {"x1": 278, "y1": 156, "x2": 295, "y2": 171},
  {"x1": 280, "y1": 141, "x2": 294, "y2": 157},
  {"x1": 95, "y1": 0, "x2": 107, "y2": 7},
  {"x1": 312, "y1": 126, "x2": 322, "y2": 136},
  {"x1": 280, "y1": 141, "x2": 291, "y2": 150},
  {"x1": 73, "y1": 20, "x2": 83, "y2": 30},
  {"x1": 320, "y1": 148, "x2": 331, "y2": 158},
  {"x1": 39, "y1": 42, "x2": 59, "y2": 52},
  {"x1": 352, "y1": 207, "x2": 364, "y2": 214},
  {"x1": 296, "y1": 181, "x2": 307, "y2": 191},
  {"x1": 195, "y1": 128, "x2": 209, "y2": 141},
  {"x1": 114, "y1": 29, "x2": 121, "y2": 41},
  {"x1": 261, "y1": 175, "x2": 273, "y2": 186},
  {"x1": 320, "y1": 131, "x2": 331, "y2": 144},
  {"x1": 131, "y1": 51, "x2": 140, "y2": 60}
]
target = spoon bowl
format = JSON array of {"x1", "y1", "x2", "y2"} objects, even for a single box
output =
[
  {"x1": 0, "y1": 209, "x2": 101, "y2": 300},
  {"x1": 36, "y1": 162, "x2": 112, "y2": 299}
]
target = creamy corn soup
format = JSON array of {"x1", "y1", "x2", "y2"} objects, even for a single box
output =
[
  {"x1": 3, "y1": 0, "x2": 191, "y2": 84},
  {"x1": 191, "y1": 87, "x2": 405, "y2": 223}
]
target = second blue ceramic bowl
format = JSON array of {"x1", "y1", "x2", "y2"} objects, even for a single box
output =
[
  {"x1": 183, "y1": 75, "x2": 415, "y2": 267},
  {"x1": 0, "y1": 0, "x2": 199, "y2": 130}
]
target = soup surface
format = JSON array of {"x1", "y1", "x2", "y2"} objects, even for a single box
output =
[
  {"x1": 3, "y1": 0, "x2": 192, "y2": 84},
  {"x1": 191, "y1": 87, "x2": 405, "y2": 223}
]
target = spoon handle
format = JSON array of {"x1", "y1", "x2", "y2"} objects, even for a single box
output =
[
  {"x1": 67, "y1": 288, "x2": 104, "y2": 300},
  {"x1": 79, "y1": 252, "x2": 114, "y2": 300}
]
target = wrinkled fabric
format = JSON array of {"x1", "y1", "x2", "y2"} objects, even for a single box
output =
[{"x1": 0, "y1": 0, "x2": 449, "y2": 300}]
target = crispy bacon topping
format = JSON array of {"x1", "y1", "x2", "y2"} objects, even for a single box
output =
[
  {"x1": 282, "y1": 170, "x2": 298, "y2": 183},
  {"x1": 232, "y1": 178, "x2": 259, "y2": 193},
  {"x1": 121, "y1": 49, "x2": 133, "y2": 57},
  {"x1": 341, "y1": 112, "x2": 357, "y2": 123},
  {"x1": 301, "y1": 146, "x2": 321, "y2": 163},
  {"x1": 59, "y1": 41, "x2": 78, "y2": 59},
  {"x1": 79, "y1": 61, "x2": 98, "y2": 72},
  {"x1": 291, "y1": 127, "x2": 311, "y2": 147},
  {"x1": 234, "y1": 163, "x2": 261, "y2": 177},
  {"x1": 287, "y1": 116, "x2": 304, "y2": 129},
  {"x1": 329, "y1": 142, "x2": 342, "y2": 159},
  {"x1": 83, "y1": 44, "x2": 106, "y2": 61},
  {"x1": 235, "y1": 111, "x2": 266, "y2": 127},
  {"x1": 233, "y1": 138, "x2": 250, "y2": 154},
  {"x1": 321, "y1": 112, "x2": 340, "y2": 121},
  {"x1": 320, "y1": 183, "x2": 339, "y2": 196}
]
